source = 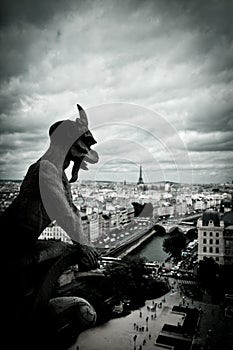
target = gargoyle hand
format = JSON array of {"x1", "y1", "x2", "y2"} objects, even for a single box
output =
[{"x1": 73, "y1": 243, "x2": 99, "y2": 271}]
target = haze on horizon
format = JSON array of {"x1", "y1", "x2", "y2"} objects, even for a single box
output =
[{"x1": 0, "y1": 0, "x2": 232, "y2": 184}]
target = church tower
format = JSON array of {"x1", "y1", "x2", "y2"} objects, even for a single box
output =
[{"x1": 137, "y1": 165, "x2": 144, "y2": 185}]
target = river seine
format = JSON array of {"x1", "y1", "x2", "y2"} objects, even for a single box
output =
[{"x1": 129, "y1": 234, "x2": 168, "y2": 262}]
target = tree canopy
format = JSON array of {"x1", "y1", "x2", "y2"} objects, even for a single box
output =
[
  {"x1": 104, "y1": 256, "x2": 147, "y2": 299},
  {"x1": 163, "y1": 228, "x2": 186, "y2": 258},
  {"x1": 197, "y1": 257, "x2": 219, "y2": 288}
]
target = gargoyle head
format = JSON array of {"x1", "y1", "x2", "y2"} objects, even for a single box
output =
[{"x1": 49, "y1": 104, "x2": 99, "y2": 182}]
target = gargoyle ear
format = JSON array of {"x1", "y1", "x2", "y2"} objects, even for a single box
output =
[{"x1": 76, "y1": 104, "x2": 88, "y2": 127}]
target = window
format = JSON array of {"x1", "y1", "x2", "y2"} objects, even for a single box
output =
[
  {"x1": 209, "y1": 247, "x2": 213, "y2": 253},
  {"x1": 216, "y1": 247, "x2": 219, "y2": 253},
  {"x1": 209, "y1": 239, "x2": 213, "y2": 244},
  {"x1": 210, "y1": 232, "x2": 213, "y2": 237},
  {"x1": 203, "y1": 247, "x2": 206, "y2": 252},
  {"x1": 216, "y1": 232, "x2": 219, "y2": 237},
  {"x1": 203, "y1": 231, "x2": 206, "y2": 236},
  {"x1": 203, "y1": 239, "x2": 206, "y2": 244},
  {"x1": 216, "y1": 239, "x2": 219, "y2": 245}
]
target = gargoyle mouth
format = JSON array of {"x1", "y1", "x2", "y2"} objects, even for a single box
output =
[
  {"x1": 70, "y1": 150, "x2": 98, "y2": 182},
  {"x1": 84, "y1": 149, "x2": 99, "y2": 164},
  {"x1": 68, "y1": 104, "x2": 99, "y2": 183}
]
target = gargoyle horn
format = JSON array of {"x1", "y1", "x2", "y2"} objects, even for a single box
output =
[{"x1": 76, "y1": 104, "x2": 88, "y2": 126}]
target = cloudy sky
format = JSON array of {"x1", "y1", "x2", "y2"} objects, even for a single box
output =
[{"x1": 0, "y1": 0, "x2": 232, "y2": 184}]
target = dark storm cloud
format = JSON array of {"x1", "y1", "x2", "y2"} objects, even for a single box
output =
[
  {"x1": 0, "y1": 0, "x2": 80, "y2": 28},
  {"x1": 183, "y1": 131, "x2": 233, "y2": 152},
  {"x1": 0, "y1": 0, "x2": 88, "y2": 84},
  {"x1": 0, "y1": 0, "x2": 232, "y2": 182}
]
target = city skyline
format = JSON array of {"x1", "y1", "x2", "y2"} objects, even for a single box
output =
[{"x1": 0, "y1": 0, "x2": 233, "y2": 184}]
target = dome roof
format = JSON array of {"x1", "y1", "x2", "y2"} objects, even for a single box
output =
[
  {"x1": 202, "y1": 210, "x2": 220, "y2": 226},
  {"x1": 220, "y1": 199, "x2": 233, "y2": 212},
  {"x1": 221, "y1": 199, "x2": 233, "y2": 205}
]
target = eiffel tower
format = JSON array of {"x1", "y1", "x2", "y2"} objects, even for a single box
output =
[{"x1": 137, "y1": 165, "x2": 144, "y2": 185}]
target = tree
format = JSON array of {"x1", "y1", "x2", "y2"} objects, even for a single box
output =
[
  {"x1": 104, "y1": 256, "x2": 147, "y2": 299},
  {"x1": 186, "y1": 228, "x2": 198, "y2": 241},
  {"x1": 197, "y1": 257, "x2": 219, "y2": 288},
  {"x1": 104, "y1": 262, "x2": 135, "y2": 298},
  {"x1": 219, "y1": 263, "x2": 233, "y2": 292},
  {"x1": 163, "y1": 228, "x2": 186, "y2": 258},
  {"x1": 122, "y1": 256, "x2": 147, "y2": 288}
]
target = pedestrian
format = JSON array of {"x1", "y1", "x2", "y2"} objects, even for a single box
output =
[
  {"x1": 140, "y1": 311, "x2": 142, "y2": 318},
  {"x1": 143, "y1": 339, "x2": 146, "y2": 345},
  {"x1": 133, "y1": 334, "x2": 137, "y2": 350},
  {"x1": 136, "y1": 325, "x2": 139, "y2": 332},
  {"x1": 133, "y1": 322, "x2": 136, "y2": 329},
  {"x1": 149, "y1": 333, "x2": 151, "y2": 340},
  {"x1": 151, "y1": 314, "x2": 153, "y2": 320}
]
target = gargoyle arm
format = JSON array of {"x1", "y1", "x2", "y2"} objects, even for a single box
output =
[{"x1": 39, "y1": 160, "x2": 88, "y2": 245}]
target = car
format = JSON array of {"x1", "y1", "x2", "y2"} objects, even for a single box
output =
[{"x1": 170, "y1": 271, "x2": 177, "y2": 277}]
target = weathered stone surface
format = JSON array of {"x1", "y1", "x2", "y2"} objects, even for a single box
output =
[{"x1": 1, "y1": 105, "x2": 99, "y2": 349}]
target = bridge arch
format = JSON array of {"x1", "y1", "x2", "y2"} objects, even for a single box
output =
[{"x1": 154, "y1": 224, "x2": 166, "y2": 235}]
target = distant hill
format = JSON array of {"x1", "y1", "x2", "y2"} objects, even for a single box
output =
[{"x1": 0, "y1": 179, "x2": 22, "y2": 183}]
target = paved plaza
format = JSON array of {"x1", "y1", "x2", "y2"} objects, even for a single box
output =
[{"x1": 68, "y1": 280, "x2": 233, "y2": 350}]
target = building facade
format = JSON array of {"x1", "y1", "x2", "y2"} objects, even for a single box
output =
[
  {"x1": 40, "y1": 222, "x2": 72, "y2": 244},
  {"x1": 197, "y1": 210, "x2": 233, "y2": 265},
  {"x1": 223, "y1": 225, "x2": 233, "y2": 265}
]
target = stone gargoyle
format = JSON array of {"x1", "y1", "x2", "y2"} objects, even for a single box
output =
[{"x1": 1, "y1": 105, "x2": 99, "y2": 350}]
